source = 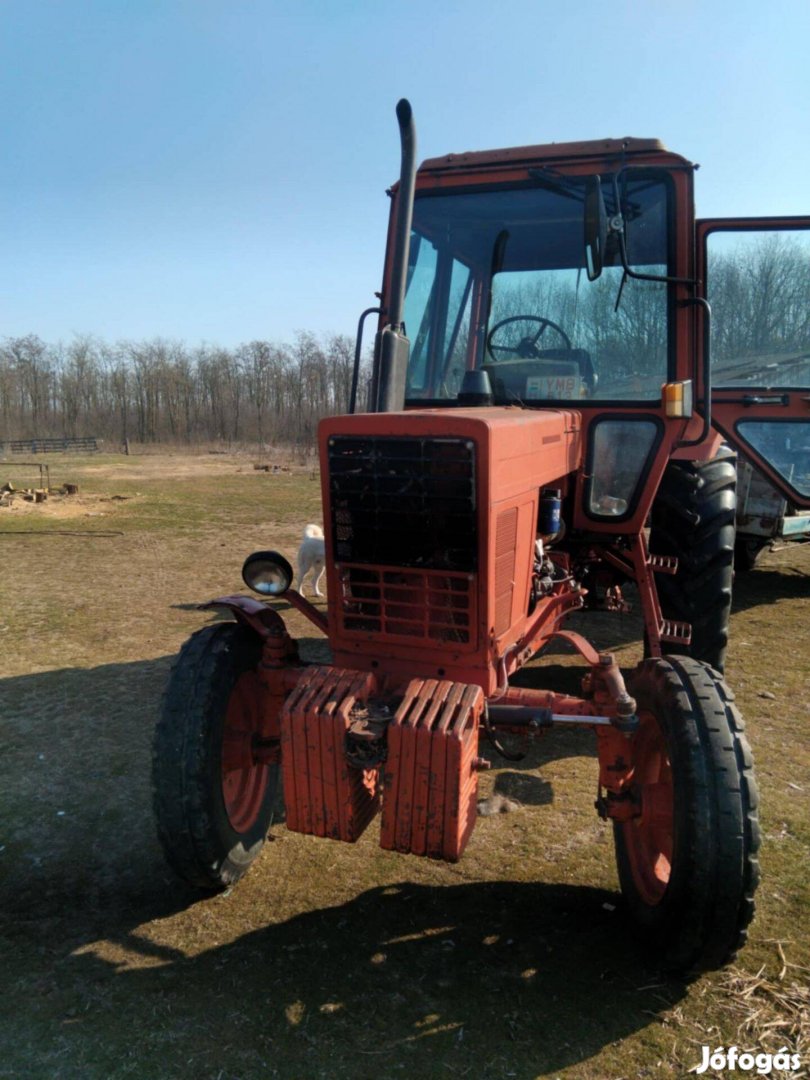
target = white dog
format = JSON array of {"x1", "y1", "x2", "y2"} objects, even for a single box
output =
[{"x1": 296, "y1": 524, "x2": 326, "y2": 597}]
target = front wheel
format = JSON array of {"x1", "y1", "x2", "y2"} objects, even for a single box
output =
[
  {"x1": 152, "y1": 622, "x2": 280, "y2": 890},
  {"x1": 613, "y1": 657, "x2": 760, "y2": 974}
]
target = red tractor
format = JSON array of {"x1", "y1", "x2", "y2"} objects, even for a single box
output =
[{"x1": 153, "y1": 102, "x2": 810, "y2": 973}]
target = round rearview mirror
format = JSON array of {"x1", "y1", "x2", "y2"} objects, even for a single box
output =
[
  {"x1": 241, "y1": 550, "x2": 294, "y2": 596},
  {"x1": 584, "y1": 175, "x2": 607, "y2": 282}
]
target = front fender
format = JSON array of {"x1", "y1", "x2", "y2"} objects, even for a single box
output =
[{"x1": 199, "y1": 594, "x2": 286, "y2": 640}]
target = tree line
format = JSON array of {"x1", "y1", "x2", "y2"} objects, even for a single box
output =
[
  {"x1": 2, "y1": 234, "x2": 807, "y2": 448},
  {"x1": 708, "y1": 233, "x2": 810, "y2": 365},
  {"x1": 0, "y1": 332, "x2": 363, "y2": 450}
]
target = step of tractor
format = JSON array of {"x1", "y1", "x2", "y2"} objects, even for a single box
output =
[
  {"x1": 659, "y1": 619, "x2": 692, "y2": 645},
  {"x1": 648, "y1": 553, "x2": 678, "y2": 575}
]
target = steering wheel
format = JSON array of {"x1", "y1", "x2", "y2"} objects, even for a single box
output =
[{"x1": 486, "y1": 315, "x2": 572, "y2": 360}]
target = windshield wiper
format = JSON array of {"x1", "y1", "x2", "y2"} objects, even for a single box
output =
[{"x1": 528, "y1": 167, "x2": 585, "y2": 204}]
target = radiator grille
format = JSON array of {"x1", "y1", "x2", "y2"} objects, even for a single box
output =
[
  {"x1": 328, "y1": 436, "x2": 477, "y2": 572},
  {"x1": 338, "y1": 566, "x2": 475, "y2": 646}
]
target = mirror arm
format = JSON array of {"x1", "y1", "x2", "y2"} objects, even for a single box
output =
[
  {"x1": 608, "y1": 173, "x2": 694, "y2": 287},
  {"x1": 349, "y1": 306, "x2": 382, "y2": 413},
  {"x1": 614, "y1": 226, "x2": 695, "y2": 287}
]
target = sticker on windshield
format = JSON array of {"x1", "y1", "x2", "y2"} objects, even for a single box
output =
[{"x1": 526, "y1": 374, "x2": 582, "y2": 400}]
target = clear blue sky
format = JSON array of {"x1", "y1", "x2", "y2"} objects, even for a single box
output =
[{"x1": 1, "y1": 0, "x2": 808, "y2": 348}]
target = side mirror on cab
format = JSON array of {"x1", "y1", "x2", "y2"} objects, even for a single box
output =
[{"x1": 584, "y1": 176, "x2": 608, "y2": 281}]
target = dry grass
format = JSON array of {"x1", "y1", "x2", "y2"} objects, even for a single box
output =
[
  {"x1": 651, "y1": 947, "x2": 810, "y2": 1078},
  {"x1": 1, "y1": 452, "x2": 808, "y2": 1079},
  {"x1": 716, "y1": 957, "x2": 808, "y2": 1066}
]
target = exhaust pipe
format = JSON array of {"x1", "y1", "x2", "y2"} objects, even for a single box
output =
[
  {"x1": 371, "y1": 98, "x2": 417, "y2": 412},
  {"x1": 387, "y1": 98, "x2": 417, "y2": 332}
]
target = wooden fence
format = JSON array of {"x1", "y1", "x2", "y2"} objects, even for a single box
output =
[{"x1": 0, "y1": 436, "x2": 99, "y2": 454}]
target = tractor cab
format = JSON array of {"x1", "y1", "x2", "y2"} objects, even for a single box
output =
[
  {"x1": 374, "y1": 129, "x2": 810, "y2": 538},
  {"x1": 359, "y1": 130, "x2": 706, "y2": 580},
  {"x1": 399, "y1": 141, "x2": 676, "y2": 411}
]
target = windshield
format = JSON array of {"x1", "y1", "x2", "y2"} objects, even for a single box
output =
[{"x1": 403, "y1": 173, "x2": 671, "y2": 404}]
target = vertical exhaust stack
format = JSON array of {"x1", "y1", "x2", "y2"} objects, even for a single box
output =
[
  {"x1": 371, "y1": 98, "x2": 417, "y2": 412},
  {"x1": 387, "y1": 99, "x2": 417, "y2": 334}
]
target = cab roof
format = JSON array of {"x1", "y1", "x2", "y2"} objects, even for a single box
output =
[{"x1": 418, "y1": 136, "x2": 692, "y2": 176}]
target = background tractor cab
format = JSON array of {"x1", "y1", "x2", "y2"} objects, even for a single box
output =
[{"x1": 699, "y1": 218, "x2": 810, "y2": 565}]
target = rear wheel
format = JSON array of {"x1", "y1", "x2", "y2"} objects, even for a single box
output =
[
  {"x1": 649, "y1": 448, "x2": 737, "y2": 672},
  {"x1": 614, "y1": 656, "x2": 760, "y2": 974},
  {"x1": 152, "y1": 623, "x2": 280, "y2": 890},
  {"x1": 735, "y1": 535, "x2": 767, "y2": 572}
]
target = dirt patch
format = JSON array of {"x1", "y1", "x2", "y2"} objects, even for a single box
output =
[
  {"x1": 75, "y1": 451, "x2": 312, "y2": 483},
  {"x1": 1, "y1": 448, "x2": 316, "y2": 487},
  {"x1": 0, "y1": 492, "x2": 136, "y2": 520}
]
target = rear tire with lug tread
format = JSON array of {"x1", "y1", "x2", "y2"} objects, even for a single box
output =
[
  {"x1": 152, "y1": 622, "x2": 279, "y2": 890},
  {"x1": 649, "y1": 448, "x2": 736, "y2": 673},
  {"x1": 613, "y1": 656, "x2": 760, "y2": 975}
]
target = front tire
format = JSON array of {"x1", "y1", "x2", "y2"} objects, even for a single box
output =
[
  {"x1": 152, "y1": 622, "x2": 280, "y2": 890},
  {"x1": 614, "y1": 657, "x2": 760, "y2": 974}
]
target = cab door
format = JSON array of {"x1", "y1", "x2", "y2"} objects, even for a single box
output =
[{"x1": 697, "y1": 217, "x2": 810, "y2": 508}]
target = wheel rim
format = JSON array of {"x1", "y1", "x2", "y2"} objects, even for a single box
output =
[
  {"x1": 220, "y1": 670, "x2": 269, "y2": 832},
  {"x1": 623, "y1": 712, "x2": 674, "y2": 906}
]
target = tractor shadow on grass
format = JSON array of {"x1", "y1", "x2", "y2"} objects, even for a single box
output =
[
  {"x1": 0, "y1": 640, "x2": 326, "y2": 921},
  {"x1": 730, "y1": 551, "x2": 810, "y2": 615},
  {"x1": 0, "y1": 654, "x2": 201, "y2": 935},
  {"x1": 60, "y1": 878, "x2": 689, "y2": 1079}
]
